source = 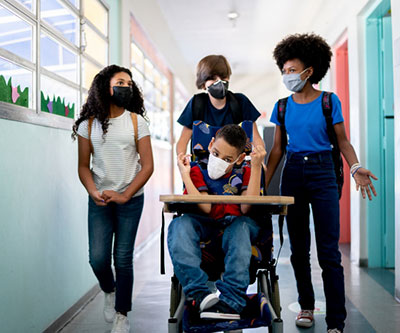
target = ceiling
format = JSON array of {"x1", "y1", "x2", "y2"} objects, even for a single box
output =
[
  {"x1": 153, "y1": 0, "x2": 364, "y2": 120},
  {"x1": 155, "y1": 0, "x2": 355, "y2": 76}
]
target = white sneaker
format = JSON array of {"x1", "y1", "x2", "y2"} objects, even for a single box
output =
[
  {"x1": 104, "y1": 292, "x2": 116, "y2": 323},
  {"x1": 295, "y1": 309, "x2": 314, "y2": 328},
  {"x1": 111, "y1": 313, "x2": 130, "y2": 333}
]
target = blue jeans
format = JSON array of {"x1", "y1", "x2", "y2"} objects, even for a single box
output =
[
  {"x1": 88, "y1": 194, "x2": 144, "y2": 313},
  {"x1": 167, "y1": 214, "x2": 260, "y2": 313},
  {"x1": 281, "y1": 151, "x2": 346, "y2": 330}
]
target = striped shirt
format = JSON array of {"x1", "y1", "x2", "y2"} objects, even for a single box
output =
[{"x1": 77, "y1": 111, "x2": 150, "y2": 197}]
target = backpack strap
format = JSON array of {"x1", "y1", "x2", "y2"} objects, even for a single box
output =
[
  {"x1": 226, "y1": 91, "x2": 242, "y2": 124},
  {"x1": 130, "y1": 112, "x2": 139, "y2": 151},
  {"x1": 277, "y1": 97, "x2": 289, "y2": 152},
  {"x1": 88, "y1": 117, "x2": 94, "y2": 154},
  {"x1": 321, "y1": 91, "x2": 344, "y2": 198},
  {"x1": 321, "y1": 92, "x2": 335, "y2": 145},
  {"x1": 192, "y1": 93, "x2": 207, "y2": 122}
]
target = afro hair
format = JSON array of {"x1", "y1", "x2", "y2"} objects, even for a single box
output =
[{"x1": 273, "y1": 33, "x2": 332, "y2": 84}]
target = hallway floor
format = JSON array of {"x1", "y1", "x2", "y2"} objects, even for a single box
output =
[{"x1": 60, "y1": 217, "x2": 400, "y2": 333}]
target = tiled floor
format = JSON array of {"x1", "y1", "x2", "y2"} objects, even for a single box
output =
[{"x1": 60, "y1": 217, "x2": 400, "y2": 333}]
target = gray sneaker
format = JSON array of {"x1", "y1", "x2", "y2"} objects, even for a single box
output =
[
  {"x1": 104, "y1": 292, "x2": 116, "y2": 323},
  {"x1": 111, "y1": 313, "x2": 130, "y2": 333}
]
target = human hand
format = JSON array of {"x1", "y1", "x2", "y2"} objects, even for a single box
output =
[
  {"x1": 250, "y1": 145, "x2": 267, "y2": 167},
  {"x1": 90, "y1": 190, "x2": 107, "y2": 206},
  {"x1": 353, "y1": 168, "x2": 378, "y2": 200},
  {"x1": 102, "y1": 190, "x2": 129, "y2": 204},
  {"x1": 177, "y1": 153, "x2": 191, "y2": 175}
]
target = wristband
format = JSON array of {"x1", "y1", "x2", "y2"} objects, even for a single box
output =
[{"x1": 351, "y1": 166, "x2": 362, "y2": 177}]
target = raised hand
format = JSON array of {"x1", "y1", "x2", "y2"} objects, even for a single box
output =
[
  {"x1": 177, "y1": 152, "x2": 192, "y2": 175},
  {"x1": 250, "y1": 145, "x2": 267, "y2": 167}
]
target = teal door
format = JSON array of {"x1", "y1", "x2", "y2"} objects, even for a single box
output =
[{"x1": 365, "y1": 3, "x2": 394, "y2": 268}]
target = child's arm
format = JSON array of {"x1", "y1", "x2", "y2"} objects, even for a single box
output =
[
  {"x1": 177, "y1": 153, "x2": 212, "y2": 214},
  {"x1": 241, "y1": 145, "x2": 266, "y2": 214}
]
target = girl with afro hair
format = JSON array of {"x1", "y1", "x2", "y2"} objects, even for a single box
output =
[
  {"x1": 72, "y1": 65, "x2": 154, "y2": 333},
  {"x1": 265, "y1": 34, "x2": 377, "y2": 333}
]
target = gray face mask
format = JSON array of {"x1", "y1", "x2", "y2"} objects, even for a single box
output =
[
  {"x1": 207, "y1": 80, "x2": 229, "y2": 99},
  {"x1": 282, "y1": 68, "x2": 310, "y2": 92}
]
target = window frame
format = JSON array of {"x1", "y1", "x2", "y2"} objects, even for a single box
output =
[{"x1": 0, "y1": 0, "x2": 109, "y2": 130}]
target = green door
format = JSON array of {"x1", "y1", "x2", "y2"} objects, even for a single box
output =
[
  {"x1": 381, "y1": 15, "x2": 394, "y2": 268},
  {"x1": 365, "y1": 3, "x2": 394, "y2": 268}
]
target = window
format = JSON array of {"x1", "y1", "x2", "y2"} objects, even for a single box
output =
[
  {"x1": 0, "y1": 0, "x2": 109, "y2": 129},
  {"x1": 130, "y1": 41, "x2": 171, "y2": 142}
]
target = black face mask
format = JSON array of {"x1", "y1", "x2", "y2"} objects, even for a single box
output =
[
  {"x1": 207, "y1": 80, "x2": 229, "y2": 99},
  {"x1": 111, "y1": 86, "x2": 132, "y2": 108}
]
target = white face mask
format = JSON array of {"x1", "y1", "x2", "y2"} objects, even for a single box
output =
[
  {"x1": 282, "y1": 67, "x2": 310, "y2": 92},
  {"x1": 207, "y1": 153, "x2": 238, "y2": 180}
]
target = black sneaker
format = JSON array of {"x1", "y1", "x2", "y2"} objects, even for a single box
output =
[
  {"x1": 191, "y1": 291, "x2": 219, "y2": 312},
  {"x1": 200, "y1": 300, "x2": 240, "y2": 320}
]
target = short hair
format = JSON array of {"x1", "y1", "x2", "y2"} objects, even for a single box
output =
[
  {"x1": 196, "y1": 55, "x2": 232, "y2": 89},
  {"x1": 215, "y1": 124, "x2": 247, "y2": 153},
  {"x1": 273, "y1": 33, "x2": 332, "y2": 84}
]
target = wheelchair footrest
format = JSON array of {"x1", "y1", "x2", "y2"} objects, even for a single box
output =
[{"x1": 182, "y1": 293, "x2": 272, "y2": 333}]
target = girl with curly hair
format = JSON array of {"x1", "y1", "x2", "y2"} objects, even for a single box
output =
[
  {"x1": 72, "y1": 65, "x2": 153, "y2": 333},
  {"x1": 265, "y1": 34, "x2": 377, "y2": 333}
]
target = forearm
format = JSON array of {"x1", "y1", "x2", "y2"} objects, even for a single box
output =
[
  {"x1": 181, "y1": 173, "x2": 211, "y2": 213},
  {"x1": 339, "y1": 140, "x2": 359, "y2": 168},
  {"x1": 78, "y1": 166, "x2": 98, "y2": 196}
]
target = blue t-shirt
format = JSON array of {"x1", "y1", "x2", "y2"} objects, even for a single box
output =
[
  {"x1": 270, "y1": 92, "x2": 344, "y2": 154},
  {"x1": 177, "y1": 92, "x2": 261, "y2": 129}
]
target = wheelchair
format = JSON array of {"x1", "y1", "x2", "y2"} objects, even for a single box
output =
[{"x1": 160, "y1": 121, "x2": 293, "y2": 333}]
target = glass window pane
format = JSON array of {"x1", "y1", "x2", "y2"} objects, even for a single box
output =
[
  {"x1": 130, "y1": 66, "x2": 143, "y2": 88},
  {"x1": 143, "y1": 79, "x2": 155, "y2": 105},
  {"x1": 82, "y1": 59, "x2": 101, "y2": 89},
  {"x1": 41, "y1": 0, "x2": 79, "y2": 45},
  {"x1": 83, "y1": 0, "x2": 107, "y2": 36},
  {"x1": 131, "y1": 43, "x2": 143, "y2": 71},
  {"x1": 0, "y1": 5, "x2": 33, "y2": 61},
  {"x1": 15, "y1": 0, "x2": 36, "y2": 13},
  {"x1": 0, "y1": 56, "x2": 32, "y2": 108},
  {"x1": 84, "y1": 25, "x2": 107, "y2": 66},
  {"x1": 41, "y1": 75, "x2": 78, "y2": 118},
  {"x1": 144, "y1": 58, "x2": 154, "y2": 81},
  {"x1": 40, "y1": 33, "x2": 78, "y2": 83}
]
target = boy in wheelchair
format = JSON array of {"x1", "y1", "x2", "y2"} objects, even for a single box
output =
[{"x1": 167, "y1": 124, "x2": 266, "y2": 321}]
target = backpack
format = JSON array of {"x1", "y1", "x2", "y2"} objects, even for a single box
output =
[
  {"x1": 192, "y1": 91, "x2": 243, "y2": 124},
  {"x1": 277, "y1": 92, "x2": 344, "y2": 198}
]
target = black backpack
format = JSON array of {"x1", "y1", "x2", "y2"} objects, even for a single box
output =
[
  {"x1": 192, "y1": 91, "x2": 243, "y2": 124},
  {"x1": 277, "y1": 91, "x2": 344, "y2": 198}
]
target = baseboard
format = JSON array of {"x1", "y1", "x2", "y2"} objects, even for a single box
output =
[{"x1": 43, "y1": 284, "x2": 100, "y2": 332}]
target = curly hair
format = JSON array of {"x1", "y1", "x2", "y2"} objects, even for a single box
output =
[
  {"x1": 72, "y1": 64, "x2": 145, "y2": 140},
  {"x1": 273, "y1": 33, "x2": 332, "y2": 84}
]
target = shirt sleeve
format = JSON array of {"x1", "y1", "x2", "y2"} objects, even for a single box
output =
[
  {"x1": 269, "y1": 101, "x2": 280, "y2": 126},
  {"x1": 76, "y1": 119, "x2": 89, "y2": 139},
  {"x1": 137, "y1": 115, "x2": 150, "y2": 140},
  {"x1": 235, "y1": 93, "x2": 261, "y2": 122},
  {"x1": 177, "y1": 98, "x2": 194, "y2": 129},
  {"x1": 241, "y1": 166, "x2": 251, "y2": 192},
  {"x1": 330, "y1": 93, "x2": 345, "y2": 125},
  {"x1": 187, "y1": 165, "x2": 208, "y2": 192}
]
